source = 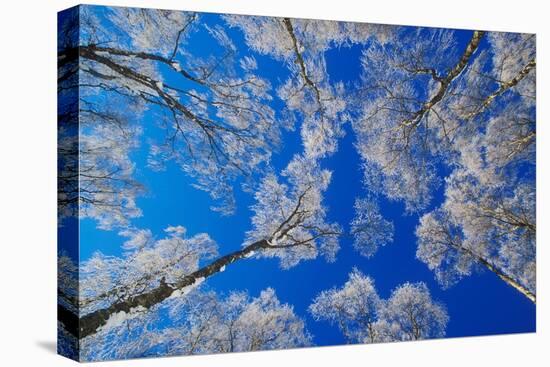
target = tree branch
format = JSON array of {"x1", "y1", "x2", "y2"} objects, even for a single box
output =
[
  {"x1": 398, "y1": 31, "x2": 485, "y2": 129},
  {"x1": 463, "y1": 58, "x2": 536, "y2": 120},
  {"x1": 59, "y1": 239, "x2": 271, "y2": 339}
]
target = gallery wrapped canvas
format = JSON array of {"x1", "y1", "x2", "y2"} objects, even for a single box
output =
[{"x1": 58, "y1": 4, "x2": 536, "y2": 362}]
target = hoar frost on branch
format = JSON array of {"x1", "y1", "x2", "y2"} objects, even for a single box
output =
[
  {"x1": 57, "y1": 8, "x2": 537, "y2": 358},
  {"x1": 58, "y1": 254, "x2": 79, "y2": 315},
  {"x1": 350, "y1": 197, "x2": 394, "y2": 258},
  {"x1": 80, "y1": 226, "x2": 218, "y2": 315},
  {"x1": 77, "y1": 101, "x2": 145, "y2": 229},
  {"x1": 391, "y1": 31, "x2": 536, "y2": 302},
  {"x1": 354, "y1": 29, "x2": 535, "y2": 212},
  {"x1": 79, "y1": 287, "x2": 311, "y2": 361},
  {"x1": 225, "y1": 15, "x2": 393, "y2": 160},
  {"x1": 439, "y1": 32, "x2": 535, "y2": 176},
  {"x1": 309, "y1": 269, "x2": 448, "y2": 343},
  {"x1": 59, "y1": 7, "x2": 286, "y2": 218},
  {"x1": 58, "y1": 13, "x2": 145, "y2": 228},
  {"x1": 416, "y1": 168, "x2": 536, "y2": 302},
  {"x1": 58, "y1": 155, "x2": 341, "y2": 338},
  {"x1": 375, "y1": 281, "x2": 449, "y2": 341},
  {"x1": 246, "y1": 154, "x2": 342, "y2": 268}
]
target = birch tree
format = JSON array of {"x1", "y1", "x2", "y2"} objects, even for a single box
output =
[
  {"x1": 78, "y1": 287, "x2": 310, "y2": 361},
  {"x1": 59, "y1": 8, "x2": 345, "y2": 343},
  {"x1": 416, "y1": 168, "x2": 536, "y2": 302},
  {"x1": 246, "y1": 154, "x2": 342, "y2": 268},
  {"x1": 375, "y1": 282, "x2": 449, "y2": 341},
  {"x1": 308, "y1": 268, "x2": 383, "y2": 343},
  {"x1": 58, "y1": 154, "x2": 341, "y2": 339},
  {"x1": 309, "y1": 269, "x2": 448, "y2": 343},
  {"x1": 59, "y1": 7, "x2": 286, "y2": 218},
  {"x1": 354, "y1": 28, "x2": 535, "y2": 211},
  {"x1": 57, "y1": 7, "x2": 536, "y2": 359},
  {"x1": 225, "y1": 15, "x2": 392, "y2": 159}
]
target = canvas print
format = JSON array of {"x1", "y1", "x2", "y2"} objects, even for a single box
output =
[{"x1": 57, "y1": 4, "x2": 536, "y2": 362}]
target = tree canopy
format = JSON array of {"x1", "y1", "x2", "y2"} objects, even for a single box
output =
[{"x1": 58, "y1": 5, "x2": 536, "y2": 361}]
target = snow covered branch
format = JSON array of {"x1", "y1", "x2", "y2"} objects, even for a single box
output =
[{"x1": 309, "y1": 269, "x2": 448, "y2": 343}]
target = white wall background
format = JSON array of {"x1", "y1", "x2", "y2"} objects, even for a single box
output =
[{"x1": 0, "y1": 0, "x2": 547, "y2": 365}]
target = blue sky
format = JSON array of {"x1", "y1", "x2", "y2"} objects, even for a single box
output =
[{"x1": 75, "y1": 8, "x2": 535, "y2": 348}]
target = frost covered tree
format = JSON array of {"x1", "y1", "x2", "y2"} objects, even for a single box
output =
[
  {"x1": 57, "y1": 7, "x2": 536, "y2": 360},
  {"x1": 225, "y1": 15, "x2": 392, "y2": 159},
  {"x1": 74, "y1": 104, "x2": 146, "y2": 229},
  {"x1": 79, "y1": 226, "x2": 218, "y2": 316},
  {"x1": 246, "y1": 154, "x2": 342, "y2": 268},
  {"x1": 308, "y1": 268, "x2": 383, "y2": 343},
  {"x1": 58, "y1": 15, "x2": 79, "y2": 224},
  {"x1": 58, "y1": 8, "x2": 346, "y2": 343},
  {"x1": 59, "y1": 249, "x2": 310, "y2": 360},
  {"x1": 77, "y1": 286, "x2": 310, "y2": 361},
  {"x1": 354, "y1": 29, "x2": 535, "y2": 211},
  {"x1": 58, "y1": 13, "x2": 143, "y2": 228},
  {"x1": 375, "y1": 282, "x2": 449, "y2": 341},
  {"x1": 350, "y1": 197, "x2": 394, "y2": 258},
  {"x1": 309, "y1": 269, "x2": 448, "y2": 343},
  {"x1": 352, "y1": 27, "x2": 535, "y2": 295},
  {"x1": 58, "y1": 7, "x2": 286, "y2": 217},
  {"x1": 416, "y1": 168, "x2": 536, "y2": 303},
  {"x1": 58, "y1": 81, "x2": 146, "y2": 229},
  {"x1": 58, "y1": 154, "x2": 341, "y2": 338}
]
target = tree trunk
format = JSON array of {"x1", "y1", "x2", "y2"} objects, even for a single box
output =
[
  {"x1": 464, "y1": 58, "x2": 536, "y2": 120},
  {"x1": 476, "y1": 255, "x2": 536, "y2": 303},
  {"x1": 58, "y1": 239, "x2": 271, "y2": 339},
  {"x1": 444, "y1": 234, "x2": 536, "y2": 304},
  {"x1": 456, "y1": 243, "x2": 536, "y2": 303},
  {"x1": 399, "y1": 31, "x2": 485, "y2": 128}
]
